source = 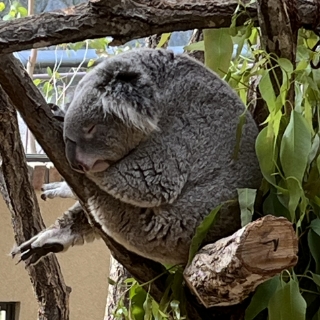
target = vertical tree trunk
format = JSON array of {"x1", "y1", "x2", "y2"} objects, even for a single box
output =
[
  {"x1": 104, "y1": 257, "x2": 131, "y2": 319},
  {"x1": 0, "y1": 86, "x2": 70, "y2": 320}
]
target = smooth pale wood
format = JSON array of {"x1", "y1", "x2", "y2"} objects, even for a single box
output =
[{"x1": 184, "y1": 215, "x2": 298, "y2": 308}]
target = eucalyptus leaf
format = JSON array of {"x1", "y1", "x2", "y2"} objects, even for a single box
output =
[
  {"x1": 268, "y1": 278, "x2": 307, "y2": 320},
  {"x1": 203, "y1": 28, "x2": 233, "y2": 78},
  {"x1": 259, "y1": 71, "x2": 276, "y2": 112},
  {"x1": 245, "y1": 276, "x2": 280, "y2": 320},
  {"x1": 237, "y1": 188, "x2": 257, "y2": 227},
  {"x1": 310, "y1": 272, "x2": 320, "y2": 287},
  {"x1": 280, "y1": 110, "x2": 312, "y2": 184},
  {"x1": 308, "y1": 229, "x2": 320, "y2": 274},
  {"x1": 187, "y1": 204, "x2": 222, "y2": 265},
  {"x1": 255, "y1": 127, "x2": 277, "y2": 186},
  {"x1": 157, "y1": 33, "x2": 171, "y2": 48},
  {"x1": 310, "y1": 218, "x2": 320, "y2": 238},
  {"x1": 184, "y1": 41, "x2": 204, "y2": 52}
]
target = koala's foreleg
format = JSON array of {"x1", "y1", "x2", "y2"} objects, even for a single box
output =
[
  {"x1": 11, "y1": 202, "x2": 98, "y2": 265},
  {"x1": 89, "y1": 155, "x2": 188, "y2": 208}
]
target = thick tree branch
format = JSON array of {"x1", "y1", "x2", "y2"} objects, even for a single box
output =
[
  {"x1": 0, "y1": 86, "x2": 70, "y2": 320},
  {"x1": 0, "y1": 0, "x2": 318, "y2": 54},
  {"x1": 0, "y1": 0, "x2": 255, "y2": 53}
]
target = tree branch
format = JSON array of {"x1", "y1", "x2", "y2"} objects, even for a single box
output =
[
  {"x1": 0, "y1": 0, "x2": 318, "y2": 54},
  {"x1": 0, "y1": 86, "x2": 70, "y2": 320}
]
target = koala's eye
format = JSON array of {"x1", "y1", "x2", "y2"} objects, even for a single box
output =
[{"x1": 87, "y1": 125, "x2": 96, "y2": 134}]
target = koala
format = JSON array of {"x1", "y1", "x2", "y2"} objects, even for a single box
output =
[{"x1": 12, "y1": 48, "x2": 262, "y2": 266}]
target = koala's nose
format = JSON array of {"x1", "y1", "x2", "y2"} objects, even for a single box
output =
[
  {"x1": 65, "y1": 139, "x2": 90, "y2": 173},
  {"x1": 72, "y1": 161, "x2": 90, "y2": 173}
]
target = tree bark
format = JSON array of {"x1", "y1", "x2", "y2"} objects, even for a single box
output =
[
  {"x1": 256, "y1": 0, "x2": 298, "y2": 114},
  {"x1": 184, "y1": 215, "x2": 298, "y2": 308},
  {"x1": 0, "y1": 0, "x2": 319, "y2": 53},
  {"x1": 0, "y1": 86, "x2": 70, "y2": 320},
  {"x1": 105, "y1": 257, "x2": 131, "y2": 320}
]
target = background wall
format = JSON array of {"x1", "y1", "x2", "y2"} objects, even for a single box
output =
[{"x1": 0, "y1": 193, "x2": 111, "y2": 320}]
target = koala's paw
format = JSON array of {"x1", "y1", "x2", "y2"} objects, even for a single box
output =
[
  {"x1": 11, "y1": 227, "x2": 72, "y2": 266},
  {"x1": 41, "y1": 181, "x2": 76, "y2": 201}
]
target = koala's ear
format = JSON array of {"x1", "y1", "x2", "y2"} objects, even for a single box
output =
[{"x1": 102, "y1": 71, "x2": 159, "y2": 133}]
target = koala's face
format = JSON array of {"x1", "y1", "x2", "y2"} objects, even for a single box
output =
[{"x1": 63, "y1": 49, "x2": 174, "y2": 174}]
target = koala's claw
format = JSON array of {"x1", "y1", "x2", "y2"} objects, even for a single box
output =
[
  {"x1": 11, "y1": 228, "x2": 67, "y2": 266},
  {"x1": 41, "y1": 181, "x2": 76, "y2": 200}
]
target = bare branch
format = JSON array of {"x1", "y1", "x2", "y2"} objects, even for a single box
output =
[
  {"x1": 0, "y1": 0, "x2": 255, "y2": 53},
  {"x1": 0, "y1": 86, "x2": 70, "y2": 320},
  {"x1": 0, "y1": 0, "x2": 318, "y2": 54}
]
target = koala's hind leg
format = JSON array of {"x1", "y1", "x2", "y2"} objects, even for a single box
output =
[
  {"x1": 41, "y1": 181, "x2": 76, "y2": 200},
  {"x1": 11, "y1": 202, "x2": 98, "y2": 266}
]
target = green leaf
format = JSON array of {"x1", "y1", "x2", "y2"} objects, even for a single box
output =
[
  {"x1": 203, "y1": 28, "x2": 233, "y2": 78},
  {"x1": 157, "y1": 33, "x2": 171, "y2": 48},
  {"x1": 280, "y1": 110, "x2": 312, "y2": 183},
  {"x1": 308, "y1": 229, "x2": 320, "y2": 274},
  {"x1": 184, "y1": 41, "x2": 204, "y2": 52},
  {"x1": 130, "y1": 285, "x2": 147, "y2": 320},
  {"x1": 46, "y1": 66, "x2": 53, "y2": 77},
  {"x1": 278, "y1": 58, "x2": 294, "y2": 75},
  {"x1": 268, "y1": 278, "x2": 307, "y2": 320},
  {"x1": 188, "y1": 204, "x2": 222, "y2": 265},
  {"x1": 233, "y1": 112, "x2": 247, "y2": 160},
  {"x1": 259, "y1": 71, "x2": 276, "y2": 112},
  {"x1": 310, "y1": 272, "x2": 320, "y2": 287},
  {"x1": 237, "y1": 188, "x2": 257, "y2": 227},
  {"x1": 285, "y1": 177, "x2": 304, "y2": 222},
  {"x1": 33, "y1": 79, "x2": 42, "y2": 87},
  {"x1": 310, "y1": 218, "x2": 320, "y2": 237},
  {"x1": 245, "y1": 276, "x2": 280, "y2": 320},
  {"x1": 17, "y1": 6, "x2": 28, "y2": 17},
  {"x1": 0, "y1": 2, "x2": 5, "y2": 12},
  {"x1": 143, "y1": 291, "x2": 153, "y2": 320},
  {"x1": 87, "y1": 58, "x2": 96, "y2": 68},
  {"x1": 255, "y1": 127, "x2": 277, "y2": 186},
  {"x1": 170, "y1": 300, "x2": 181, "y2": 320},
  {"x1": 263, "y1": 187, "x2": 291, "y2": 219},
  {"x1": 2, "y1": 14, "x2": 11, "y2": 21}
]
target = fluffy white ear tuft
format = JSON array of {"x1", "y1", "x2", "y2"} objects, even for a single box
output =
[{"x1": 102, "y1": 98, "x2": 159, "y2": 133}]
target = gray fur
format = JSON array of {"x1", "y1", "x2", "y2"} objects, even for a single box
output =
[{"x1": 14, "y1": 48, "x2": 261, "y2": 265}]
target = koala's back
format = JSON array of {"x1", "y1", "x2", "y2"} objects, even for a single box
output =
[{"x1": 86, "y1": 51, "x2": 262, "y2": 265}]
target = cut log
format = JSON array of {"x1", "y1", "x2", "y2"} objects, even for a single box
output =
[{"x1": 183, "y1": 215, "x2": 298, "y2": 308}]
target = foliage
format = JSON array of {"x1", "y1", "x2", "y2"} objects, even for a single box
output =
[{"x1": 111, "y1": 267, "x2": 187, "y2": 320}]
